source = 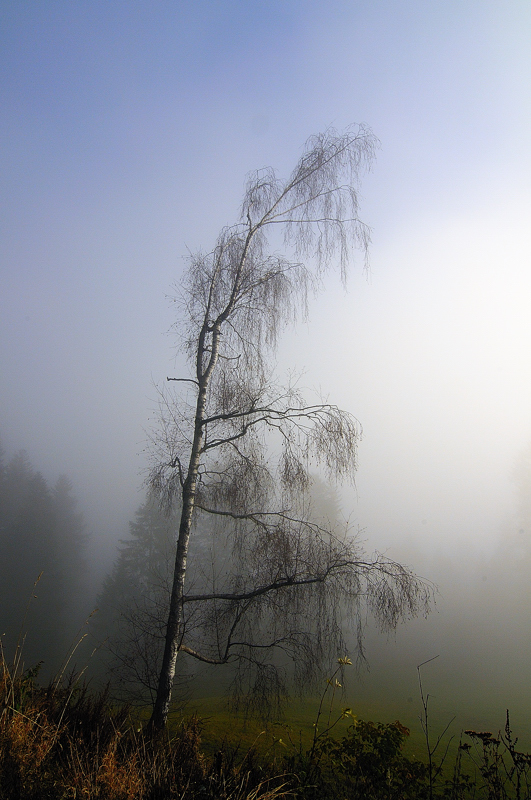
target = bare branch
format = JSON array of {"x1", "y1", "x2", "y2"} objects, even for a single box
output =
[
  {"x1": 167, "y1": 377, "x2": 199, "y2": 386},
  {"x1": 177, "y1": 644, "x2": 232, "y2": 665}
]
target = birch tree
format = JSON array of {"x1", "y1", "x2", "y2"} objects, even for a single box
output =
[{"x1": 148, "y1": 127, "x2": 431, "y2": 731}]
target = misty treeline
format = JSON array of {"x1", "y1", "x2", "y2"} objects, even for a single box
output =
[
  {"x1": 0, "y1": 444, "x2": 89, "y2": 674},
  {"x1": 0, "y1": 436, "x2": 426, "y2": 709},
  {"x1": 3, "y1": 433, "x2": 531, "y2": 714}
]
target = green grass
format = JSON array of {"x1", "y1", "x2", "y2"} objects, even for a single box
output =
[
  {"x1": 182, "y1": 684, "x2": 531, "y2": 790},
  {"x1": 4, "y1": 649, "x2": 531, "y2": 799}
]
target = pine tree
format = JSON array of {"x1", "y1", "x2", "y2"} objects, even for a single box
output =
[
  {"x1": 94, "y1": 496, "x2": 181, "y2": 702},
  {"x1": 0, "y1": 445, "x2": 88, "y2": 675}
]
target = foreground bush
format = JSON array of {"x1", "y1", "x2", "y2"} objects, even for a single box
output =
[{"x1": 288, "y1": 718, "x2": 428, "y2": 799}]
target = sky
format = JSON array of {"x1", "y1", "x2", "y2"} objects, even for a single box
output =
[{"x1": 1, "y1": 0, "x2": 531, "y2": 578}]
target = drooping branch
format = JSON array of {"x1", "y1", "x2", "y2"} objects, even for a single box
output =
[{"x1": 181, "y1": 554, "x2": 431, "y2": 615}]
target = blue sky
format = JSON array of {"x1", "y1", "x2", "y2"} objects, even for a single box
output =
[{"x1": 1, "y1": 1, "x2": 530, "y2": 564}]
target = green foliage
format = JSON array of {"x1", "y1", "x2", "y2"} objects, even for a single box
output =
[
  {"x1": 304, "y1": 718, "x2": 428, "y2": 799},
  {"x1": 284, "y1": 662, "x2": 429, "y2": 799}
]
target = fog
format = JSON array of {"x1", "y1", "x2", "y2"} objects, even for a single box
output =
[{"x1": 1, "y1": 1, "x2": 531, "y2": 733}]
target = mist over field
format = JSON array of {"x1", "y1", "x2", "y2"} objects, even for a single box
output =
[{"x1": 1, "y1": 0, "x2": 531, "y2": 742}]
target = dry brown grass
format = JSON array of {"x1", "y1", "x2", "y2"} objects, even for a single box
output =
[{"x1": 0, "y1": 652, "x2": 290, "y2": 799}]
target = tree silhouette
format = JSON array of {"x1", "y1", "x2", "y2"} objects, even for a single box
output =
[{"x1": 148, "y1": 127, "x2": 432, "y2": 730}]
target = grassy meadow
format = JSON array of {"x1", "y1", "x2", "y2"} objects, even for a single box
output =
[
  {"x1": 187, "y1": 687, "x2": 531, "y2": 775},
  {"x1": 4, "y1": 643, "x2": 531, "y2": 800}
]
